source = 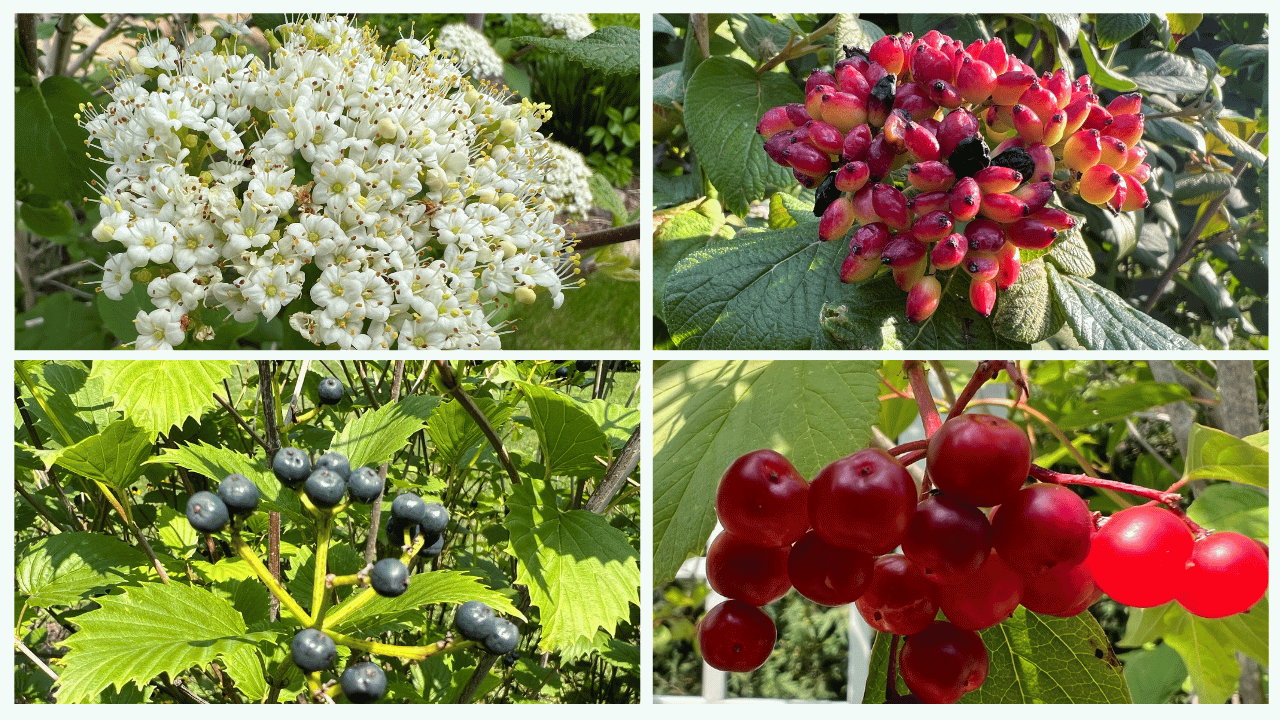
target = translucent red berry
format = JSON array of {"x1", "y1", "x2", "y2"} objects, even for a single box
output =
[
  {"x1": 808, "y1": 448, "x2": 917, "y2": 554},
  {"x1": 899, "y1": 621, "x2": 989, "y2": 704},
  {"x1": 697, "y1": 600, "x2": 776, "y2": 672},
  {"x1": 855, "y1": 554, "x2": 940, "y2": 636},
  {"x1": 926, "y1": 413, "x2": 1031, "y2": 507},
  {"x1": 787, "y1": 530, "x2": 875, "y2": 607},
  {"x1": 1088, "y1": 506, "x2": 1193, "y2": 608},
  {"x1": 705, "y1": 531, "x2": 792, "y2": 606},
  {"x1": 715, "y1": 449, "x2": 810, "y2": 547},
  {"x1": 1175, "y1": 531, "x2": 1268, "y2": 618}
]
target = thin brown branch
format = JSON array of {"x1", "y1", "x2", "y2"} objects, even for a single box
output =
[
  {"x1": 573, "y1": 222, "x2": 639, "y2": 252},
  {"x1": 66, "y1": 13, "x2": 127, "y2": 75},
  {"x1": 365, "y1": 361, "x2": 405, "y2": 565},
  {"x1": 434, "y1": 361, "x2": 521, "y2": 488},
  {"x1": 585, "y1": 425, "x2": 641, "y2": 514},
  {"x1": 213, "y1": 393, "x2": 270, "y2": 452}
]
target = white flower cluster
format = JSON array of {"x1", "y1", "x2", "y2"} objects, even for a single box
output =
[
  {"x1": 84, "y1": 15, "x2": 575, "y2": 350},
  {"x1": 435, "y1": 23, "x2": 504, "y2": 78},
  {"x1": 543, "y1": 141, "x2": 595, "y2": 221},
  {"x1": 537, "y1": 14, "x2": 596, "y2": 41}
]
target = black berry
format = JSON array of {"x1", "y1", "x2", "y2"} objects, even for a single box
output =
[
  {"x1": 315, "y1": 451, "x2": 351, "y2": 480},
  {"x1": 370, "y1": 558, "x2": 410, "y2": 597},
  {"x1": 346, "y1": 467, "x2": 383, "y2": 503},
  {"x1": 391, "y1": 493, "x2": 427, "y2": 522},
  {"x1": 575, "y1": 360, "x2": 595, "y2": 372},
  {"x1": 340, "y1": 662, "x2": 387, "y2": 704},
  {"x1": 555, "y1": 366, "x2": 569, "y2": 380},
  {"x1": 291, "y1": 628, "x2": 336, "y2": 672},
  {"x1": 484, "y1": 618, "x2": 520, "y2": 655},
  {"x1": 272, "y1": 447, "x2": 311, "y2": 488},
  {"x1": 186, "y1": 491, "x2": 229, "y2": 532},
  {"x1": 420, "y1": 503, "x2": 449, "y2": 534},
  {"x1": 454, "y1": 601, "x2": 496, "y2": 641},
  {"x1": 217, "y1": 474, "x2": 260, "y2": 515},
  {"x1": 420, "y1": 532, "x2": 445, "y2": 557},
  {"x1": 385, "y1": 515, "x2": 420, "y2": 545},
  {"x1": 318, "y1": 377, "x2": 345, "y2": 405},
  {"x1": 305, "y1": 469, "x2": 346, "y2": 508}
]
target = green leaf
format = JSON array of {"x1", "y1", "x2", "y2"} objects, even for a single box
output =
[
  {"x1": 652, "y1": 361, "x2": 879, "y2": 585},
  {"x1": 508, "y1": 26, "x2": 639, "y2": 76},
  {"x1": 1047, "y1": 266, "x2": 1199, "y2": 349},
  {"x1": 16, "y1": 533, "x2": 151, "y2": 608},
  {"x1": 20, "y1": 194, "x2": 75, "y2": 237},
  {"x1": 1077, "y1": 31, "x2": 1137, "y2": 91},
  {"x1": 1054, "y1": 382, "x2": 1192, "y2": 430},
  {"x1": 683, "y1": 56, "x2": 803, "y2": 215},
  {"x1": 833, "y1": 14, "x2": 885, "y2": 51},
  {"x1": 864, "y1": 607, "x2": 1131, "y2": 703},
  {"x1": 572, "y1": 397, "x2": 640, "y2": 450},
  {"x1": 427, "y1": 397, "x2": 514, "y2": 472},
  {"x1": 56, "y1": 582, "x2": 270, "y2": 704},
  {"x1": 330, "y1": 395, "x2": 439, "y2": 470},
  {"x1": 992, "y1": 261, "x2": 1063, "y2": 344},
  {"x1": 14, "y1": 76, "x2": 98, "y2": 201},
  {"x1": 92, "y1": 361, "x2": 237, "y2": 438},
  {"x1": 1185, "y1": 484, "x2": 1268, "y2": 543},
  {"x1": 1172, "y1": 171, "x2": 1234, "y2": 204},
  {"x1": 1125, "y1": 50, "x2": 1209, "y2": 95},
  {"x1": 1094, "y1": 14, "x2": 1151, "y2": 49},
  {"x1": 1044, "y1": 221, "x2": 1097, "y2": 276},
  {"x1": 1157, "y1": 603, "x2": 1258, "y2": 704},
  {"x1": 588, "y1": 173, "x2": 625, "y2": 222},
  {"x1": 1218, "y1": 44, "x2": 1267, "y2": 72},
  {"x1": 1118, "y1": 604, "x2": 1173, "y2": 647},
  {"x1": 147, "y1": 442, "x2": 307, "y2": 526},
  {"x1": 19, "y1": 360, "x2": 111, "y2": 446},
  {"x1": 1182, "y1": 423, "x2": 1269, "y2": 488},
  {"x1": 1166, "y1": 13, "x2": 1204, "y2": 38},
  {"x1": 326, "y1": 570, "x2": 523, "y2": 633},
  {"x1": 515, "y1": 382, "x2": 612, "y2": 476},
  {"x1": 507, "y1": 479, "x2": 640, "y2": 650},
  {"x1": 1119, "y1": 643, "x2": 1187, "y2": 704},
  {"x1": 1205, "y1": 120, "x2": 1267, "y2": 169},
  {"x1": 52, "y1": 419, "x2": 154, "y2": 489},
  {"x1": 17, "y1": 293, "x2": 108, "y2": 350},
  {"x1": 731, "y1": 14, "x2": 794, "y2": 63}
]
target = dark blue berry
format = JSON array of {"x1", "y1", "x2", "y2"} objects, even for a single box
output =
[
  {"x1": 420, "y1": 503, "x2": 449, "y2": 534},
  {"x1": 385, "y1": 515, "x2": 420, "y2": 545},
  {"x1": 484, "y1": 618, "x2": 520, "y2": 655},
  {"x1": 420, "y1": 532, "x2": 445, "y2": 557},
  {"x1": 272, "y1": 447, "x2": 311, "y2": 488},
  {"x1": 555, "y1": 366, "x2": 569, "y2": 380},
  {"x1": 186, "y1": 491, "x2": 229, "y2": 532},
  {"x1": 318, "y1": 377, "x2": 345, "y2": 405},
  {"x1": 315, "y1": 451, "x2": 350, "y2": 480},
  {"x1": 576, "y1": 360, "x2": 595, "y2": 372},
  {"x1": 291, "y1": 628, "x2": 336, "y2": 672},
  {"x1": 454, "y1": 601, "x2": 496, "y2": 641},
  {"x1": 340, "y1": 662, "x2": 387, "y2": 704},
  {"x1": 370, "y1": 558, "x2": 410, "y2": 597},
  {"x1": 217, "y1": 474, "x2": 259, "y2": 515},
  {"x1": 305, "y1": 469, "x2": 346, "y2": 508},
  {"x1": 390, "y1": 493, "x2": 427, "y2": 522},
  {"x1": 346, "y1": 467, "x2": 383, "y2": 503}
]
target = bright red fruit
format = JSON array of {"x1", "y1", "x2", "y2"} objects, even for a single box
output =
[
  {"x1": 808, "y1": 448, "x2": 917, "y2": 554},
  {"x1": 1088, "y1": 506, "x2": 1193, "y2": 608},
  {"x1": 1020, "y1": 560, "x2": 1101, "y2": 617},
  {"x1": 991, "y1": 484, "x2": 1093, "y2": 577},
  {"x1": 855, "y1": 554, "x2": 940, "y2": 636},
  {"x1": 899, "y1": 621, "x2": 989, "y2": 704},
  {"x1": 715, "y1": 449, "x2": 810, "y2": 547},
  {"x1": 705, "y1": 531, "x2": 791, "y2": 606},
  {"x1": 925, "y1": 414, "x2": 1031, "y2": 507},
  {"x1": 697, "y1": 600, "x2": 776, "y2": 672},
  {"x1": 1176, "y1": 531, "x2": 1269, "y2": 618},
  {"x1": 787, "y1": 530, "x2": 875, "y2": 606}
]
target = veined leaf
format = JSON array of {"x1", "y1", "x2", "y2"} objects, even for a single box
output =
[
  {"x1": 507, "y1": 26, "x2": 638, "y2": 75},
  {"x1": 1182, "y1": 423, "x2": 1268, "y2": 488},
  {"x1": 330, "y1": 395, "x2": 439, "y2": 469},
  {"x1": 56, "y1": 582, "x2": 270, "y2": 704},
  {"x1": 428, "y1": 396, "x2": 515, "y2": 472},
  {"x1": 326, "y1": 570, "x2": 523, "y2": 633},
  {"x1": 147, "y1": 443, "x2": 307, "y2": 526},
  {"x1": 1047, "y1": 266, "x2": 1199, "y2": 349},
  {"x1": 92, "y1": 361, "x2": 237, "y2": 437},
  {"x1": 53, "y1": 419, "x2": 153, "y2": 489},
  {"x1": 1185, "y1": 483, "x2": 1268, "y2": 543},
  {"x1": 507, "y1": 479, "x2": 640, "y2": 650},
  {"x1": 1054, "y1": 382, "x2": 1192, "y2": 429},
  {"x1": 16, "y1": 533, "x2": 151, "y2": 608},
  {"x1": 515, "y1": 382, "x2": 612, "y2": 477}
]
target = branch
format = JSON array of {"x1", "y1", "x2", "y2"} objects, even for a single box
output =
[
  {"x1": 585, "y1": 425, "x2": 640, "y2": 514},
  {"x1": 17, "y1": 15, "x2": 39, "y2": 78},
  {"x1": 573, "y1": 222, "x2": 639, "y2": 252},
  {"x1": 434, "y1": 361, "x2": 521, "y2": 488},
  {"x1": 364, "y1": 361, "x2": 405, "y2": 565},
  {"x1": 66, "y1": 13, "x2": 126, "y2": 76},
  {"x1": 213, "y1": 393, "x2": 270, "y2": 452}
]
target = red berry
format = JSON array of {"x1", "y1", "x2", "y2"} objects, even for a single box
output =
[
  {"x1": 991, "y1": 484, "x2": 1093, "y2": 577},
  {"x1": 969, "y1": 276, "x2": 997, "y2": 316},
  {"x1": 1107, "y1": 92, "x2": 1143, "y2": 116},
  {"x1": 908, "y1": 190, "x2": 950, "y2": 216},
  {"x1": 1109, "y1": 113, "x2": 1145, "y2": 148},
  {"x1": 973, "y1": 166, "x2": 1023, "y2": 194},
  {"x1": 902, "y1": 493, "x2": 993, "y2": 584},
  {"x1": 705, "y1": 531, "x2": 792, "y2": 606},
  {"x1": 1010, "y1": 181, "x2": 1054, "y2": 213},
  {"x1": 756, "y1": 107, "x2": 794, "y2": 139},
  {"x1": 907, "y1": 161, "x2": 956, "y2": 193},
  {"x1": 834, "y1": 161, "x2": 871, "y2": 194},
  {"x1": 1176, "y1": 532, "x2": 1269, "y2": 618},
  {"x1": 955, "y1": 56, "x2": 997, "y2": 105},
  {"x1": 1088, "y1": 506, "x2": 1193, "y2": 608},
  {"x1": 715, "y1": 449, "x2": 810, "y2": 547},
  {"x1": 820, "y1": 91, "x2": 868, "y2": 134},
  {"x1": 938, "y1": 550, "x2": 1024, "y2": 630},
  {"x1": 1029, "y1": 206, "x2": 1077, "y2": 231},
  {"x1": 808, "y1": 448, "x2": 917, "y2": 554},
  {"x1": 904, "y1": 122, "x2": 942, "y2": 162},
  {"x1": 872, "y1": 183, "x2": 911, "y2": 231},
  {"x1": 991, "y1": 70, "x2": 1036, "y2": 105},
  {"x1": 697, "y1": 600, "x2": 776, "y2": 672},
  {"x1": 855, "y1": 554, "x2": 940, "y2": 635},
  {"x1": 906, "y1": 275, "x2": 943, "y2": 323},
  {"x1": 818, "y1": 197, "x2": 857, "y2": 241},
  {"x1": 1119, "y1": 174, "x2": 1150, "y2": 212},
  {"x1": 994, "y1": 244, "x2": 1021, "y2": 290},
  {"x1": 787, "y1": 530, "x2": 875, "y2": 606},
  {"x1": 926, "y1": 414, "x2": 1031, "y2": 507},
  {"x1": 1021, "y1": 560, "x2": 1101, "y2": 617},
  {"x1": 947, "y1": 176, "x2": 981, "y2": 221},
  {"x1": 1006, "y1": 217, "x2": 1058, "y2": 250},
  {"x1": 870, "y1": 35, "x2": 907, "y2": 75},
  {"x1": 978, "y1": 192, "x2": 1029, "y2": 224},
  {"x1": 1098, "y1": 135, "x2": 1128, "y2": 170},
  {"x1": 937, "y1": 108, "x2": 980, "y2": 159},
  {"x1": 963, "y1": 251, "x2": 1000, "y2": 282},
  {"x1": 963, "y1": 218, "x2": 1006, "y2": 252},
  {"x1": 899, "y1": 622, "x2": 989, "y2": 704},
  {"x1": 931, "y1": 233, "x2": 967, "y2": 271},
  {"x1": 1078, "y1": 164, "x2": 1123, "y2": 205},
  {"x1": 842, "y1": 123, "x2": 874, "y2": 162},
  {"x1": 804, "y1": 69, "x2": 837, "y2": 97}
]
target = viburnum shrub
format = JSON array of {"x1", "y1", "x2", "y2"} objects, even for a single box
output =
[
  {"x1": 689, "y1": 360, "x2": 1268, "y2": 703},
  {"x1": 83, "y1": 15, "x2": 579, "y2": 350},
  {"x1": 757, "y1": 29, "x2": 1150, "y2": 322}
]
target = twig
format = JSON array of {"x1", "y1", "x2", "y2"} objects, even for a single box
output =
[
  {"x1": 257, "y1": 361, "x2": 284, "y2": 624},
  {"x1": 15, "y1": 636, "x2": 60, "y2": 681},
  {"x1": 585, "y1": 425, "x2": 641, "y2": 514},
  {"x1": 17, "y1": 15, "x2": 39, "y2": 75},
  {"x1": 1142, "y1": 131, "x2": 1266, "y2": 314},
  {"x1": 573, "y1": 222, "x2": 639, "y2": 252},
  {"x1": 15, "y1": 387, "x2": 87, "y2": 531},
  {"x1": 50, "y1": 14, "x2": 79, "y2": 77},
  {"x1": 456, "y1": 654, "x2": 500, "y2": 703},
  {"x1": 65, "y1": 13, "x2": 127, "y2": 75},
  {"x1": 434, "y1": 361, "x2": 522, "y2": 488},
  {"x1": 35, "y1": 260, "x2": 94, "y2": 284},
  {"x1": 365, "y1": 361, "x2": 405, "y2": 565},
  {"x1": 213, "y1": 393, "x2": 270, "y2": 452}
]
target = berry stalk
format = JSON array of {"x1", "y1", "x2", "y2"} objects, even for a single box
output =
[
  {"x1": 231, "y1": 529, "x2": 312, "y2": 625},
  {"x1": 1029, "y1": 465, "x2": 1183, "y2": 508},
  {"x1": 325, "y1": 628, "x2": 477, "y2": 661},
  {"x1": 904, "y1": 361, "x2": 942, "y2": 436},
  {"x1": 312, "y1": 515, "x2": 334, "y2": 625}
]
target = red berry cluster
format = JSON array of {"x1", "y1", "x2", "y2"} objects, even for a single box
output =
[
  {"x1": 696, "y1": 415, "x2": 1268, "y2": 704},
  {"x1": 755, "y1": 29, "x2": 1152, "y2": 322}
]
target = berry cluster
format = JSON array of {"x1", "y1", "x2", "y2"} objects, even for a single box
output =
[
  {"x1": 698, "y1": 413, "x2": 1267, "y2": 703},
  {"x1": 756, "y1": 30, "x2": 1151, "y2": 321},
  {"x1": 184, "y1": 375, "x2": 518, "y2": 702}
]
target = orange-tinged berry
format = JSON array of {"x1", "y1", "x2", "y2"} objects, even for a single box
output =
[
  {"x1": 1107, "y1": 93, "x2": 1143, "y2": 116},
  {"x1": 1120, "y1": 174, "x2": 1149, "y2": 212},
  {"x1": 974, "y1": 166, "x2": 1023, "y2": 194},
  {"x1": 1119, "y1": 144, "x2": 1147, "y2": 174},
  {"x1": 991, "y1": 70, "x2": 1036, "y2": 105},
  {"x1": 956, "y1": 56, "x2": 997, "y2": 104},
  {"x1": 932, "y1": 232, "x2": 968, "y2": 270},
  {"x1": 756, "y1": 107, "x2": 794, "y2": 139},
  {"x1": 1062, "y1": 129, "x2": 1102, "y2": 172},
  {"x1": 870, "y1": 35, "x2": 907, "y2": 75},
  {"x1": 1041, "y1": 111, "x2": 1067, "y2": 146},
  {"x1": 1078, "y1": 164, "x2": 1123, "y2": 205},
  {"x1": 893, "y1": 254, "x2": 928, "y2": 291},
  {"x1": 1109, "y1": 113, "x2": 1144, "y2": 148},
  {"x1": 906, "y1": 275, "x2": 943, "y2": 323},
  {"x1": 1098, "y1": 136, "x2": 1128, "y2": 170},
  {"x1": 820, "y1": 92, "x2": 868, "y2": 134},
  {"x1": 819, "y1": 197, "x2": 857, "y2": 241}
]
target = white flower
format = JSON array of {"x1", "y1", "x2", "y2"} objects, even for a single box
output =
[
  {"x1": 134, "y1": 308, "x2": 185, "y2": 350},
  {"x1": 435, "y1": 24, "x2": 504, "y2": 77},
  {"x1": 542, "y1": 141, "x2": 595, "y2": 220},
  {"x1": 537, "y1": 14, "x2": 595, "y2": 41},
  {"x1": 101, "y1": 255, "x2": 134, "y2": 300},
  {"x1": 147, "y1": 271, "x2": 205, "y2": 313}
]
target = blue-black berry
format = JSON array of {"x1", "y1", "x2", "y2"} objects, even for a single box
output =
[
  {"x1": 340, "y1": 662, "x2": 387, "y2": 704},
  {"x1": 454, "y1": 601, "x2": 496, "y2": 642},
  {"x1": 273, "y1": 447, "x2": 312, "y2": 488},
  {"x1": 305, "y1": 469, "x2": 346, "y2": 508},
  {"x1": 346, "y1": 467, "x2": 383, "y2": 503},
  {"x1": 318, "y1": 377, "x2": 345, "y2": 405},
  {"x1": 420, "y1": 532, "x2": 445, "y2": 557},
  {"x1": 484, "y1": 618, "x2": 520, "y2": 655},
  {"x1": 420, "y1": 503, "x2": 449, "y2": 534},
  {"x1": 186, "y1": 491, "x2": 229, "y2": 532},
  {"x1": 315, "y1": 451, "x2": 351, "y2": 480},
  {"x1": 291, "y1": 628, "x2": 336, "y2": 672},
  {"x1": 217, "y1": 474, "x2": 260, "y2": 515},
  {"x1": 385, "y1": 515, "x2": 420, "y2": 546},
  {"x1": 370, "y1": 558, "x2": 410, "y2": 597}
]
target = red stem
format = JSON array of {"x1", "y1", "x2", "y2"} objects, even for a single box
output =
[
  {"x1": 887, "y1": 440, "x2": 928, "y2": 457},
  {"x1": 947, "y1": 360, "x2": 1020, "y2": 420},
  {"x1": 904, "y1": 361, "x2": 942, "y2": 436},
  {"x1": 899, "y1": 449, "x2": 927, "y2": 469},
  {"x1": 1029, "y1": 465, "x2": 1183, "y2": 507}
]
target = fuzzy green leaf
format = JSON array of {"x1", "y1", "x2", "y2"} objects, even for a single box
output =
[
  {"x1": 507, "y1": 479, "x2": 640, "y2": 650},
  {"x1": 992, "y1": 261, "x2": 1063, "y2": 344},
  {"x1": 508, "y1": 26, "x2": 638, "y2": 75},
  {"x1": 1094, "y1": 14, "x2": 1151, "y2": 48},
  {"x1": 91, "y1": 361, "x2": 237, "y2": 438},
  {"x1": 56, "y1": 582, "x2": 269, "y2": 704},
  {"x1": 652, "y1": 361, "x2": 879, "y2": 585},
  {"x1": 1047, "y1": 266, "x2": 1199, "y2": 349}
]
